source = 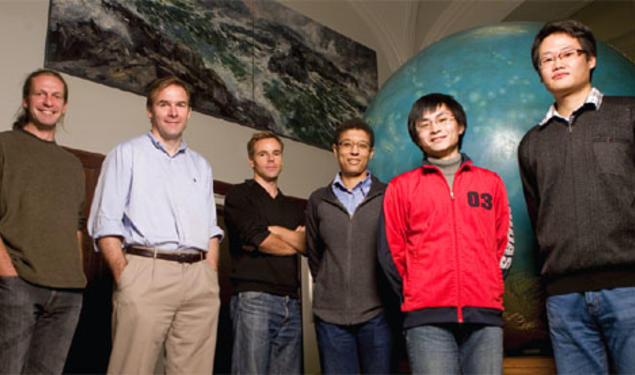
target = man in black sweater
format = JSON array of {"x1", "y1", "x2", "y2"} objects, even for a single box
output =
[
  {"x1": 519, "y1": 19, "x2": 635, "y2": 374},
  {"x1": 224, "y1": 131, "x2": 305, "y2": 375}
]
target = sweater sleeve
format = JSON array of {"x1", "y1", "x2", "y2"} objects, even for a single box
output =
[
  {"x1": 518, "y1": 131, "x2": 540, "y2": 231},
  {"x1": 305, "y1": 191, "x2": 324, "y2": 278},
  {"x1": 377, "y1": 181, "x2": 406, "y2": 300},
  {"x1": 495, "y1": 177, "x2": 515, "y2": 279},
  {"x1": 223, "y1": 186, "x2": 270, "y2": 250}
]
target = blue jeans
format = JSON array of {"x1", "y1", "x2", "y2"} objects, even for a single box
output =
[
  {"x1": 315, "y1": 314, "x2": 393, "y2": 374},
  {"x1": 230, "y1": 291, "x2": 302, "y2": 374},
  {"x1": 546, "y1": 287, "x2": 635, "y2": 374},
  {"x1": 405, "y1": 324, "x2": 502, "y2": 374},
  {"x1": 0, "y1": 276, "x2": 83, "y2": 374}
]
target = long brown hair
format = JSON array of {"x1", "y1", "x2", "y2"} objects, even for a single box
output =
[{"x1": 13, "y1": 69, "x2": 68, "y2": 130}]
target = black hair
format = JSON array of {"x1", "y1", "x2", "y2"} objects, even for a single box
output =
[
  {"x1": 407, "y1": 93, "x2": 467, "y2": 152},
  {"x1": 333, "y1": 118, "x2": 375, "y2": 147},
  {"x1": 531, "y1": 19, "x2": 597, "y2": 80}
]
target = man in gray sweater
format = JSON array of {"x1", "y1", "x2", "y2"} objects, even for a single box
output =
[
  {"x1": 306, "y1": 119, "x2": 391, "y2": 374},
  {"x1": 519, "y1": 19, "x2": 635, "y2": 374}
]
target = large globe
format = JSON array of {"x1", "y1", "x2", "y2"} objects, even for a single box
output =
[{"x1": 365, "y1": 22, "x2": 635, "y2": 353}]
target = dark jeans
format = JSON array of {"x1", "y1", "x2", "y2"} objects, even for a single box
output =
[
  {"x1": 230, "y1": 291, "x2": 302, "y2": 375},
  {"x1": 0, "y1": 276, "x2": 82, "y2": 374},
  {"x1": 315, "y1": 314, "x2": 393, "y2": 374}
]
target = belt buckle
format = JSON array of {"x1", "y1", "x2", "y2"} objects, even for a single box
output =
[{"x1": 176, "y1": 252, "x2": 189, "y2": 263}]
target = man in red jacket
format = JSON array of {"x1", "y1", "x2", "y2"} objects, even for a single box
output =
[{"x1": 378, "y1": 93, "x2": 514, "y2": 374}]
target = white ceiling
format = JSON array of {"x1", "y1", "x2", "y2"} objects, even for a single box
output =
[{"x1": 345, "y1": 0, "x2": 634, "y2": 80}]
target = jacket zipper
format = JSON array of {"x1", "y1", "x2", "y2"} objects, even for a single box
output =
[
  {"x1": 346, "y1": 211, "x2": 353, "y2": 324},
  {"x1": 428, "y1": 163, "x2": 464, "y2": 323},
  {"x1": 451, "y1": 169, "x2": 463, "y2": 323},
  {"x1": 331, "y1": 189, "x2": 379, "y2": 325}
]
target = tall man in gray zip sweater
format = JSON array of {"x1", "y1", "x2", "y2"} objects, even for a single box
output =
[
  {"x1": 518, "y1": 19, "x2": 635, "y2": 374},
  {"x1": 306, "y1": 119, "x2": 392, "y2": 374}
]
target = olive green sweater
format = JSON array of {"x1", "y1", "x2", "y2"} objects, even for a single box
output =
[{"x1": 0, "y1": 129, "x2": 86, "y2": 288}]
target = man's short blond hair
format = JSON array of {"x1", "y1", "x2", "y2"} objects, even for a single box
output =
[{"x1": 247, "y1": 131, "x2": 284, "y2": 159}]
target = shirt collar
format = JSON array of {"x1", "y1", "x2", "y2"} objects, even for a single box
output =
[
  {"x1": 332, "y1": 171, "x2": 372, "y2": 194},
  {"x1": 539, "y1": 87, "x2": 603, "y2": 126},
  {"x1": 146, "y1": 131, "x2": 187, "y2": 156}
]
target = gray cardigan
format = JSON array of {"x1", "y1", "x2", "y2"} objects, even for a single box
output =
[{"x1": 305, "y1": 175, "x2": 387, "y2": 325}]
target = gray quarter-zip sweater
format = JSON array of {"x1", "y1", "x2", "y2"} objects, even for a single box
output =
[{"x1": 306, "y1": 175, "x2": 386, "y2": 325}]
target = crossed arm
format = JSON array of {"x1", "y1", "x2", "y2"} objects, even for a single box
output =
[
  {"x1": 259, "y1": 225, "x2": 306, "y2": 255},
  {"x1": 225, "y1": 186, "x2": 305, "y2": 257}
]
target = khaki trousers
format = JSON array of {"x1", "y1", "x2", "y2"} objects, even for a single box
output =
[{"x1": 107, "y1": 254, "x2": 220, "y2": 375}]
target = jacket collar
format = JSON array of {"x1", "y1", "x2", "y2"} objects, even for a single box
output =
[
  {"x1": 421, "y1": 153, "x2": 472, "y2": 172},
  {"x1": 332, "y1": 171, "x2": 372, "y2": 195},
  {"x1": 322, "y1": 175, "x2": 384, "y2": 207},
  {"x1": 539, "y1": 87, "x2": 603, "y2": 126}
]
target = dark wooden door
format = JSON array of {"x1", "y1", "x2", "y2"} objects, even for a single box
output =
[{"x1": 62, "y1": 147, "x2": 112, "y2": 374}]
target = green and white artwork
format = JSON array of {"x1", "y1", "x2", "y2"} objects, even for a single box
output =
[{"x1": 45, "y1": 0, "x2": 377, "y2": 150}]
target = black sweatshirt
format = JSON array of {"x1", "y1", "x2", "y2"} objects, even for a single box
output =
[{"x1": 224, "y1": 179, "x2": 304, "y2": 297}]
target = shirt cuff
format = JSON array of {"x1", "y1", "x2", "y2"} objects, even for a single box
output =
[
  {"x1": 90, "y1": 216, "x2": 125, "y2": 252},
  {"x1": 209, "y1": 226, "x2": 225, "y2": 243}
]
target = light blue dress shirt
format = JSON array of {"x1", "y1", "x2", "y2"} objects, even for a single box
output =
[
  {"x1": 88, "y1": 132, "x2": 223, "y2": 252},
  {"x1": 331, "y1": 171, "x2": 372, "y2": 216}
]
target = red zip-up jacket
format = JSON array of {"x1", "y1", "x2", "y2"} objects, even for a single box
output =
[{"x1": 378, "y1": 155, "x2": 514, "y2": 329}]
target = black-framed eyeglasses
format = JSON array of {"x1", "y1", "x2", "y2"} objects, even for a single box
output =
[
  {"x1": 414, "y1": 114, "x2": 456, "y2": 131},
  {"x1": 539, "y1": 49, "x2": 587, "y2": 69}
]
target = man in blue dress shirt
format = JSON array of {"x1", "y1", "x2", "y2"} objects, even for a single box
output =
[{"x1": 88, "y1": 76, "x2": 224, "y2": 374}]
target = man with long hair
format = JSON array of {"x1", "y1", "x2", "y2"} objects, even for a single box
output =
[{"x1": 0, "y1": 69, "x2": 86, "y2": 374}]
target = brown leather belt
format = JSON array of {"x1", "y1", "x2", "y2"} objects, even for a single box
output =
[{"x1": 125, "y1": 246, "x2": 204, "y2": 263}]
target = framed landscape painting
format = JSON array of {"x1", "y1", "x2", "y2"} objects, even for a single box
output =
[{"x1": 45, "y1": 0, "x2": 378, "y2": 149}]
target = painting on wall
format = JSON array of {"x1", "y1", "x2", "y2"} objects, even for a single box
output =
[{"x1": 45, "y1": 0, "x2": 378, "y2": 149}]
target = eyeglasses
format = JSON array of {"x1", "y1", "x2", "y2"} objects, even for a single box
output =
[
  {"x1": 415, "y1": 115, "x2": 456, "y2": 131},
  {"x1": 539, "y1": 48, "x2": 587, "y2": 69},
  {"x1": 337, "y1": 140, "x2": 371, "y2": 152}
]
